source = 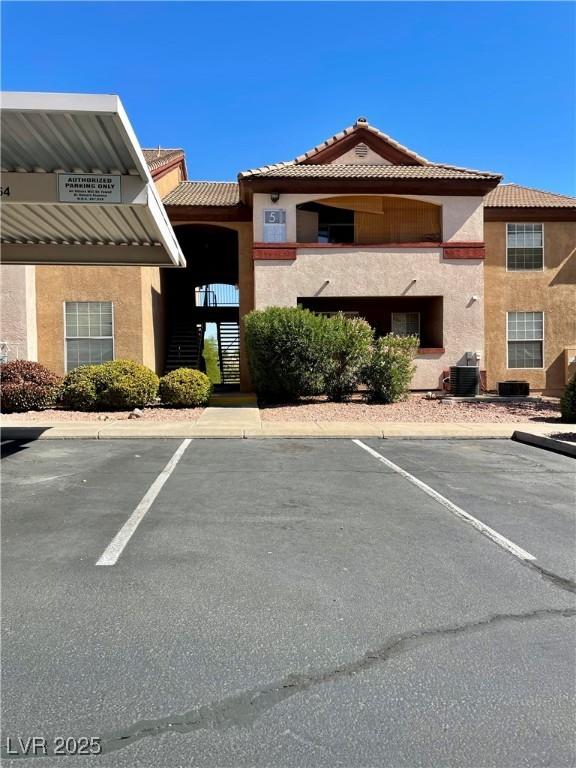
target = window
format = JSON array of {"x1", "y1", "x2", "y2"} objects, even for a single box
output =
[
  {"x1": 391, "y1": 312, "x2": 420, "y2": 337},
  {"x1": 507, "y1": 311, "x2": 543, "y2": 368},
  {"x1": 65, "y1": 301, "x2": 114, "y2": 371},
  {"x1": 507, "y1": 223, "x2": 543, "y2": 270}
]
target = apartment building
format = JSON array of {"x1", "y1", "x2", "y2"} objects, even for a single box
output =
[{"x1": 2, "y1": 117, "x2": 574, "y2": 394}]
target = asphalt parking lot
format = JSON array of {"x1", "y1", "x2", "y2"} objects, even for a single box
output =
[{"x1": 1, "y1": 437, "x2": 575, "y2": 768}]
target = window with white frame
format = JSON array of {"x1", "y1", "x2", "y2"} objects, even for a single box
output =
[
  {"x1": 391, "y1": 312, "x2": 420, "y2": 338},
  {"x1": 65, "y1": 302, "x2": 114, "y2": 371},
  {"x1": 507, "y1": 223, "x2": 543, "y2": 270},
  {"x1": 507, "y1": 311, "x2": 543, "y2": 368}
]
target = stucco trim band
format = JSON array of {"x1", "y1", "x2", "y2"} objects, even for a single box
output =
[
  {"x1": 253, "y1": 246, "x2": 298, "y2": 260},
  {"x1": 254, "y1": 242, "x2": 486, "y2": 260},
  {"x1": 442, "y1": 243, "x2": 485, "y2": 259}
]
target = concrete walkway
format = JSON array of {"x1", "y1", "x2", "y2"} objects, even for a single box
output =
[
  {"x1": 0, "y1": 418, "x2": 566, "y2": 440},
  {"x1": 193, "y1": 398, "x2": 261, "y2": 436}
]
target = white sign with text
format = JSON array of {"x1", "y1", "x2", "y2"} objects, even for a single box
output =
[{"x1": 58, "y1": 174, "x2": 122, "y2": 204}]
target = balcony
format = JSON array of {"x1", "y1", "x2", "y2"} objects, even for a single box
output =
[
  {"x1": 298, "y1": 296, "x2": 444, "y2": 353},
  {"x1": 296, "y1": 196, "x2": 442, "y2": 245},
  {"x1": 196, "y1": 283, "x2": 239, "y2": 307}
]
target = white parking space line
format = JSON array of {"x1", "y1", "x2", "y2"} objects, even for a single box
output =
[
  {"x1": 96, "y1": 439, "x2": 192, "y2": 566},
  {"x1": 352, "y1": 439, "x2": 536, "y2": 562}
]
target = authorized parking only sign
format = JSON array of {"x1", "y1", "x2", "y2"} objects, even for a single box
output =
[{"x1": 57, "y1": 173, "x2": 121, "y2": 203}]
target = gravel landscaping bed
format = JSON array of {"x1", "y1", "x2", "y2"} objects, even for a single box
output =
[
  {"x1": 260, "y1": 394, "x2": 562, "y2": 423},
  {"x1": 1, "y1": 405, "x2": 204, "y2": 422}
]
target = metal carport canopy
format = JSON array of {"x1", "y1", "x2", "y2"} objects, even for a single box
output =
[{"x1": 0, "y1": 92, "x2": 185, "y2": 267}]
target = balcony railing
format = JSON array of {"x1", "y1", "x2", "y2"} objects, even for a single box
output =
[{"x1": 197, "y1": 284, "x2": 239, "y2": 307}]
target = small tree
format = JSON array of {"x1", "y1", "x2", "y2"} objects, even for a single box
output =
[
  {"x1": 362, "y1": 334, "x2": 419, "y2": 403},
  {"x1": 323, "y1": 313, "x2": 373, "y2": 402},
  {"x1": 202, "y1": 338, "x2": 221, "y2": 384}
]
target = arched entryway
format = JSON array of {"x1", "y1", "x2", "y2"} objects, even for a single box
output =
[{"x1": 162, "y1": 225, "x2": 240, "y2": 387}]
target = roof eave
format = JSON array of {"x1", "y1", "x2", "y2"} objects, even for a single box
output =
[
  {"x1": 165, "y1": 203, "x2": 252, "y2": 223},
  {"x1": 484, "y1": 206, "x2": 576, "y2": 222},
  {"x1": 239, "y1": 175, "x2": 502, "y2": 203}
]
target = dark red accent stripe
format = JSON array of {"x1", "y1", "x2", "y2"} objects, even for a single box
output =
[
  {"x1": 443, "y1": 243, "x2": 485, "y2": 259},
  {"x1": 253, "y1": 246, "x2": 297, "y2": 260}
]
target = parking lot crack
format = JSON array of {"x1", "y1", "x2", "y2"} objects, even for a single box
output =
[
  {"x1": 5, "y1": 607, "x2": 573, "y2": 759},
  {"x1": 526, "y1": 562, "x2": 576, "y2": 594}
]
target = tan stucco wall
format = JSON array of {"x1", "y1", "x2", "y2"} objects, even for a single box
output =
[
  {"x1": 35, "y1": 265, "x2": 145, "y2": 374},
  {"x1": 153, "y1": 166, "x2": 184, "y2": 200},
  {"x1": 253, "y1": 193, "x2": 484, "y2": 244},
  {"x1": 140, "y1": 267, "x2": 166, "y2": 372},
  {"x1": 0, "y1": 265, "x2": 37, "y2": 360},
  {"x1": 484, "y1": 221, "x2": 576, "y2": 395},
  {"x1": 254, "y1": 247, "x2": 484, "y2": 389}
]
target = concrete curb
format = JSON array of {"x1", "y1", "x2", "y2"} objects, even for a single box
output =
[
  {"x1": 1, "y1": 421, "x2": 562, "y2": 441},
  {"x1": 512, "y1": 431, "x2": 576, "y2": 458}
]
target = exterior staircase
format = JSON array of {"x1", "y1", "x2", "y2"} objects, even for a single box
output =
[
  {"x1": 164, "y1": 322, "x2": 204, "y2": 373},
  {"x1": 217, "y1": 321, "x2": 240, "y2": 385}
]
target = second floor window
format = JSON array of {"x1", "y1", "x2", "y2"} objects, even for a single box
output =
[
  {"x1": 507, "y1": 223, "x2": 543, "y2": 270},
  {"x1": 65, "y1": 301, "x2": 114, "y2": 371}
]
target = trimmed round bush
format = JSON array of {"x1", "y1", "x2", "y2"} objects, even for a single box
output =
[
  {"x1": 58, "y1": 364, "x2": 101, "y2": 410},
  {"x1": 0, "y1": 360, "x2": 62, "y2": 412},
  {"x1": 244, "y1": 307, "x2": 328, "y2": 401},
  {"x1": 60, "y1": 360, "x2": 159, "y2": 411},
  {"x1": 323, "y1": 314, "x2": 374, "y2": 402},
  {"x1": 159, "y1": 368, "x2": 212, "y2": 408},
  {"x1": 362, "y1": 334, "x2": 419, "y2": 404},
  {"x1": 560, "y1": 373, "x2": 576, "y2": 423}
]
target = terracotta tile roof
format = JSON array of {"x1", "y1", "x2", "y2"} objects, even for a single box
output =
[
  {"x1": 238, "y1": 117, "x2": 504, "y2": 180},
  {"x1": 239, "y1": 118, "x2": 432, "y2": 178},
  {"x1": 238, "y1": 164, "x2": 501, "y2": 181},
  {"x1": 293, "y1": 118, "x2": 430, "y2": 165},
  {"x1": 142, "y1": 148, "x2": 185, "y2": 172},
  {"x1": 163, "y1": 181, "x2": 240, "y2": 206},
  {"x1": 484, "y1": 183, "x2": 576, "y2": 208}
]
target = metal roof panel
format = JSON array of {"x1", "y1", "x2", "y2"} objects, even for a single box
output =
[{"x1": 0, "y1": 92, "x2": 184, "y2": 266}]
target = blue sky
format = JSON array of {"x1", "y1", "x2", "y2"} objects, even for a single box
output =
[{"x1": 2, "y1": 2, "x2": 575, "y2": 194}]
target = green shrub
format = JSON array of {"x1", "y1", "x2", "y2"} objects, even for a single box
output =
[
  {"x1": 323, "y1": 313, "x2": 373, "y2": 402},
  {"x1": 362, "y1": 334, "x2": 419, "y2": 403},
  {"x1": 60, "y1": 360, "x2": 159, "y2": 410},
  {"x1": 58, "y1": 365, "x2": 100, "y2": 410},
  {"x1": 560, "y1": 373, "x2": 576, "y2": 423},
  {"x1": 159, "y1": 368, "x2": 212, "y2": 407},
  {"x1": 0, "y1": 360, "x2": 61, "y2": 412},
  {"x1": 244, "y1": 307, "x2": 328, "y2": 401}
]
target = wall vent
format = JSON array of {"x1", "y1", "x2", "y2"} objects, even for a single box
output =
[{"x1": 354, "y1": 143, "x2": 369, "y2": 158}]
